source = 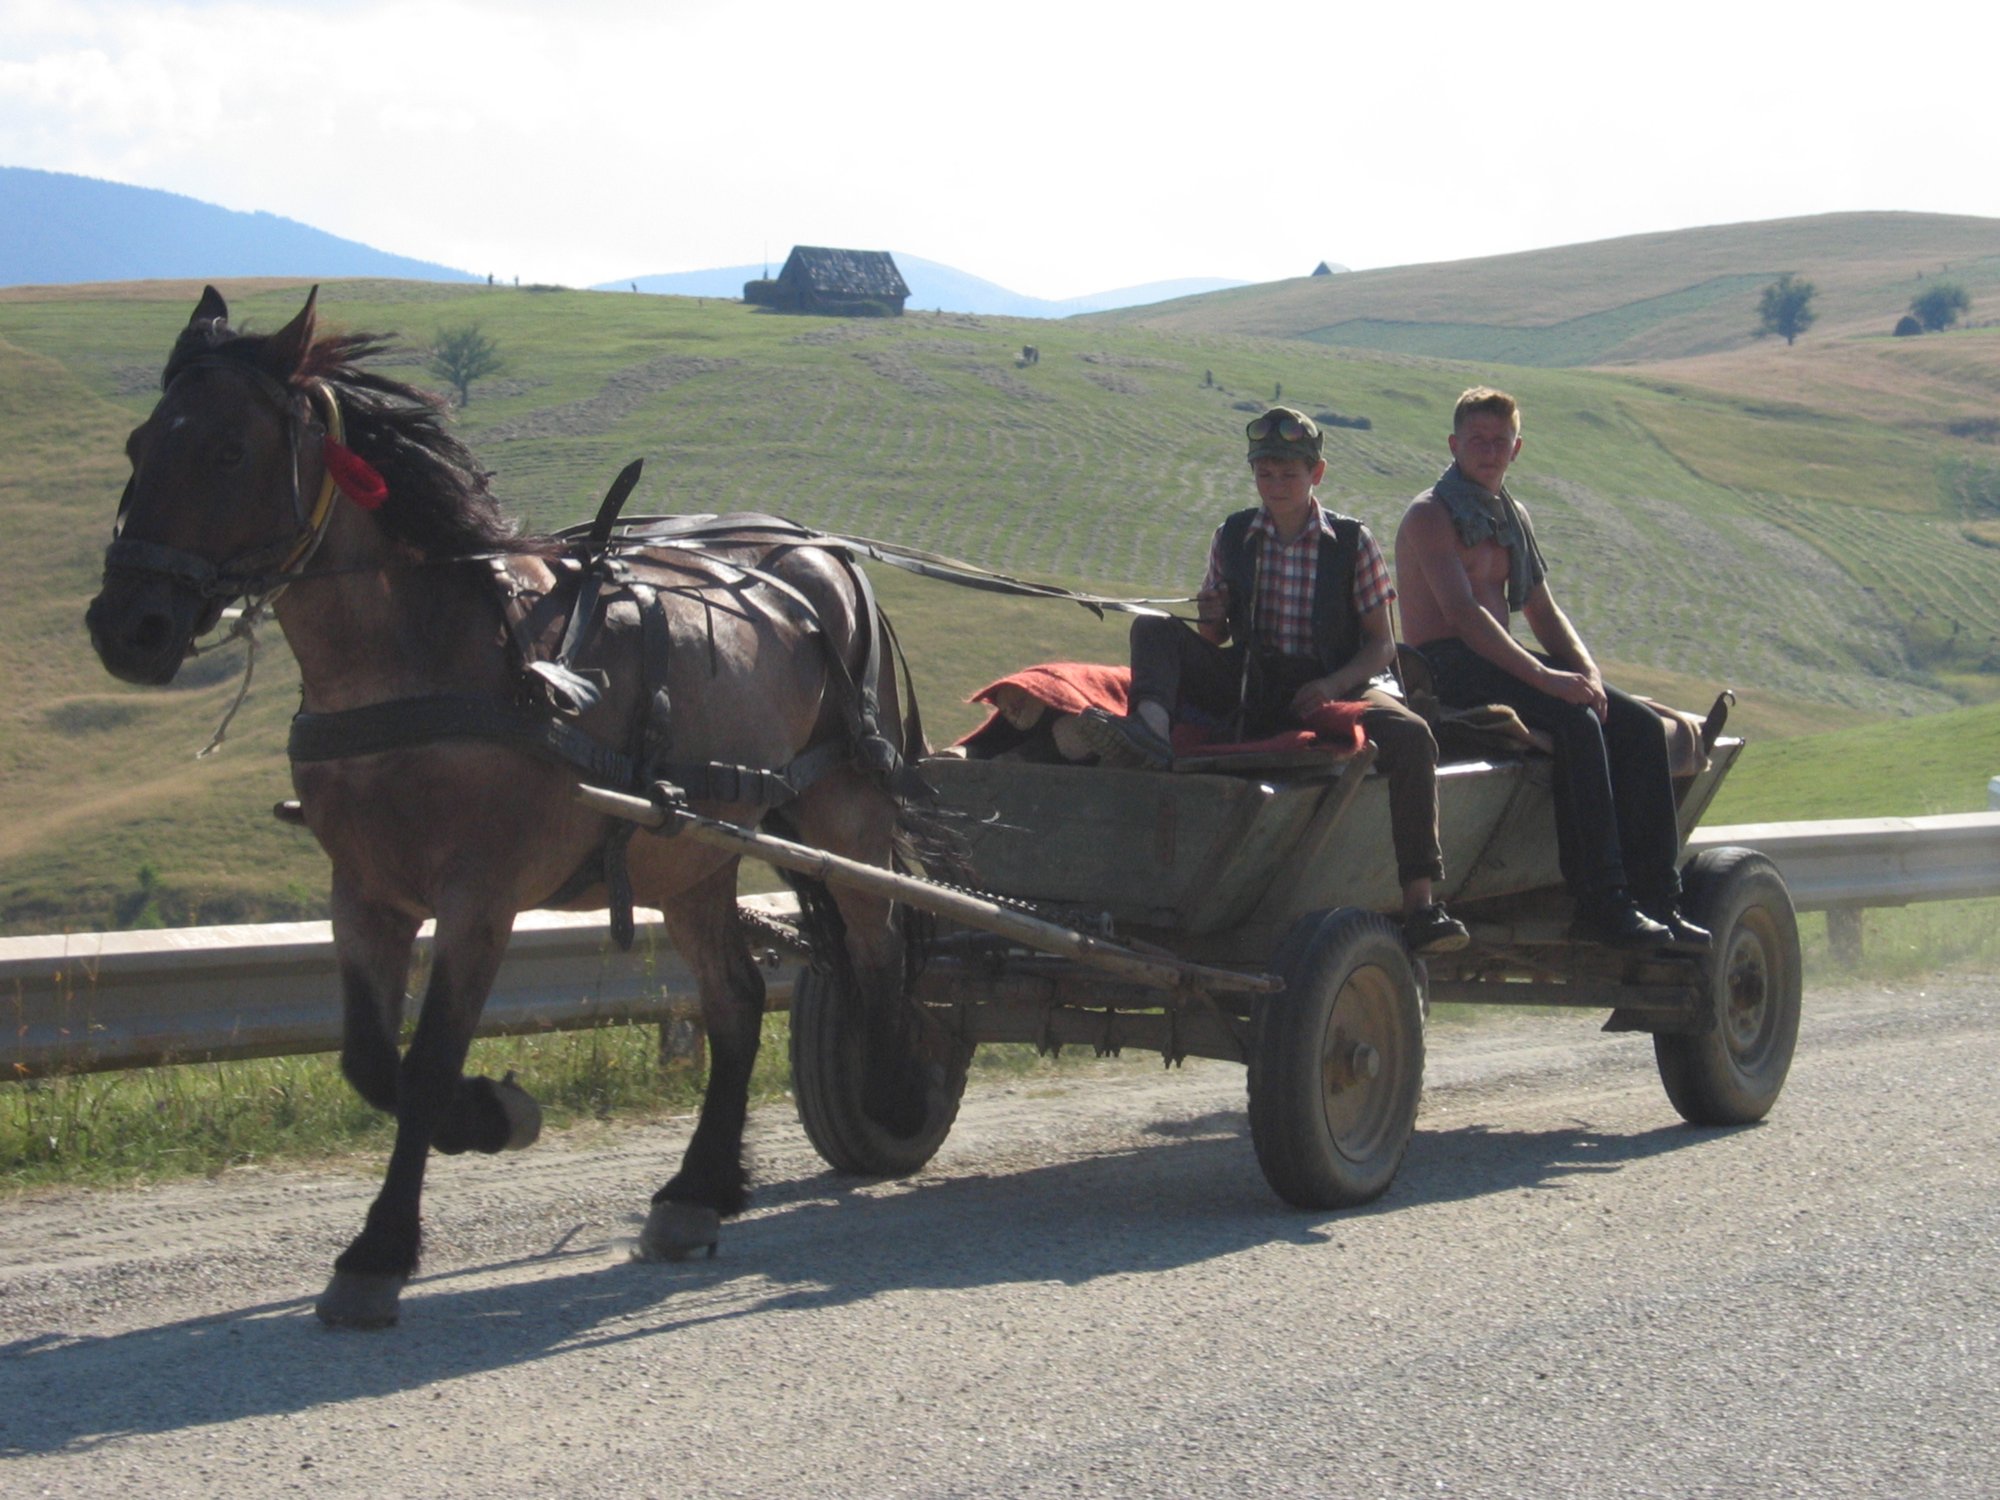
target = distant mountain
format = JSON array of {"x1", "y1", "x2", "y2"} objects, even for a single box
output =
[
  {"x1": 0, "y1": 165, "x2": 480, "y2": 287},
  {"x1": 600, "y1": 253, "x2": 1248, "y2": 319},
  {"x1": 0, "y1": 163, "x2": 1248, "y2": 314}
]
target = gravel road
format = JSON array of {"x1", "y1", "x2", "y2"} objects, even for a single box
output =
[{"x1": 4, "y1": 976, "x2": 1996, "y2": 1498}]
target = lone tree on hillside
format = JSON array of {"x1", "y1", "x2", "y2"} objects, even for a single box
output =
[
  {"x1": 1756, "y1": 273, "x2": 1817, "y2": 346},
  {"x1": 428, "y1": 322, "x2": 505, "y2": 406},
  {"x1": 1909, "y1": 282, "x2": 1972, "y2": 334}
]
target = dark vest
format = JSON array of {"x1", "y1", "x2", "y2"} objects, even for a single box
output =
[{"x1": 1214, "y1": 507, "x2": 1364, "y2": 678}]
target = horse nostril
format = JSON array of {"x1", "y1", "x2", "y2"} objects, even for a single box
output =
[{"x1": 130, "y1": 613, "x2": 172, "y2": 652}]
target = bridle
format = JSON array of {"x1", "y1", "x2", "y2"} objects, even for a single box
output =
[
  {"x1": 105, "y1": 355, "x2": 346, "y2": 604},
  {"x1": 103, "y1": 355, "x2": 351, "y2": 757}
]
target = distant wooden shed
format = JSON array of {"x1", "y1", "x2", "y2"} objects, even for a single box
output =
[{"x1": 743, "y1": 246, "x2": 910, "y2": 316}]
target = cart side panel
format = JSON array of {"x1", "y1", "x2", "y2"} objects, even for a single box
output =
[
  {"x1": 1675, "y1": 737, "x2": 1744, "y2": 845},
  {"x1": 1438, "y1": 756, "x2": 1567, "y2": 905},
  {"x1": 1264, "y1": 756, "x2": 1560, "y2": 920},
  {"x1": 924, "y1": 759, "x2": 1328, "y2": 932}
]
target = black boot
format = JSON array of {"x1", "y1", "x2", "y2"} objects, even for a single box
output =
[
  {"x1": 1573, "y1": 889, "x2": 1672, "y2": 949},
  {"x1": 1403, "y1": 903, "x2": 1470, "y2": 955},
  {"x1": 1636, "y1": 891, "x2": 1712, "y2": 951}
]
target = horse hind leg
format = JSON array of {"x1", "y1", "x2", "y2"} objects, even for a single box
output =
[{"x1": 638, "y1": 860, "x2": 763, "y2": 1262}]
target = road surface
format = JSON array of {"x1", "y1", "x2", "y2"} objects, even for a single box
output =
[{"x1": 3, "y1": 977, "x2": 1995, "y2": 1497}]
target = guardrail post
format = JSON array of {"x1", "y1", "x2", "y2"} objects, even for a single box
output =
[{"x1": 1826, "y1": 908, "x2": 1864, "y2": 967}]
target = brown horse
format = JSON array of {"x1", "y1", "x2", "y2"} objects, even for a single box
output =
[{"x1": 86, "y1": 286, "x2": 950, "y2": 1328}]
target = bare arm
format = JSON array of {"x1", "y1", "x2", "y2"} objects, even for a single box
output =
[{"x1": 1521, "y1": 583, "x2": 1607, "y2": 719}]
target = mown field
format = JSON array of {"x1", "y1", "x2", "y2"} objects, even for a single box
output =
[
  {"x1": 1099, "y1": 211, "x2": 2000, "y2": 365},
  {"x1": 2, "y1": 264, "x2": 1996, "y2": 934}
]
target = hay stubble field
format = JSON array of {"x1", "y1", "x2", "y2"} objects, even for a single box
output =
[{"x1": 4, "y1": 213, "x2": 1999, "y2": 933}]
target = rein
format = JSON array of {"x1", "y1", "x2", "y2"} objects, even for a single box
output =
[{"x1": 106, "y1": 357, "x2": 346, "y2": 604}]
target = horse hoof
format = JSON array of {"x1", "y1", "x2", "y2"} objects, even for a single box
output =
[
  {"x1": 635, "y1": 1202, "x2": 721, "y2": 1262},
  {"x1": 315, "y1": 1270, "x2": 405, "y2": 1329},
  {"x1": 496, "y1": 1070, "x2": 542, "y2": 1151}
]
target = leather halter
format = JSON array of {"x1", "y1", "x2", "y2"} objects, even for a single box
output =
[{"x1": 104, "y1": 357, "x2": 345, "y2": 602}]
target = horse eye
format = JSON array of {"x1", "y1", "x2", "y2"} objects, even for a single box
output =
[{"x1": 217, "y1": 442, "x2": 247, "y2": 469}]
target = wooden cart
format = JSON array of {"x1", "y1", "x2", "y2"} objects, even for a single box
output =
[{"x1": 586, "y1": 732, "x2": 1802, "y2": 1210}]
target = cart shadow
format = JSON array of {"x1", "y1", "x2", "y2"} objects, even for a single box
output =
[
  {"x1": 1391, "y1": 1116, "x2": 1742, "y2": 1211},
  {"x1": 0, "y1": 1111, "x2": 1739, "y2": 1455}
]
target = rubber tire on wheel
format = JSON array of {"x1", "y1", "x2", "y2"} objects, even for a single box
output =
[
  {"x1": 1248, "y1": 908, "x2": 1424, "y2": 1210},
  {"x1": 1654, "y1": 847, "x2": 1802, "y2": 1125},
  {"x1": 789, "y1": 965, "x2": 966, "y2": 1177}
]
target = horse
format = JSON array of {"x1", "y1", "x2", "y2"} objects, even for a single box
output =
[{"x1": 86, "y1": 286, "x2": 953, "y2": 1328}]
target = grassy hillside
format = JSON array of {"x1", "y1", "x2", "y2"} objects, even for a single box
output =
[
  {"x1": 1705, "y1": 700, "x2": 2000, "y2": 825},
  {"x1": 1095, "y1": 211, "x2": 2000, "y2": 367},
  {"x1": 2, "y1": 273, "x2": 1994, "y2": 932}
]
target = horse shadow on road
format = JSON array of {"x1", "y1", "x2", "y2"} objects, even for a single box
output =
[{"x1": 0, "y1": 1109, "x2": 1741, "y2": 1456}]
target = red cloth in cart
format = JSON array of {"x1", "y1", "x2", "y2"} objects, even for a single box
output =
[{"x1": 961, "y1": 662, "x2": 1368, "y2": 757}]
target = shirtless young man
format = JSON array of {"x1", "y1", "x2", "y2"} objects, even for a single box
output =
[{"x1": 1395, "y1": 387, "x2": 1707, "y2": 950}]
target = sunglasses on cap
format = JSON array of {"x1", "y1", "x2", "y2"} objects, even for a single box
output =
[{"x1": 1245, "y1": 412, "x2": 1318, "y2": 443}]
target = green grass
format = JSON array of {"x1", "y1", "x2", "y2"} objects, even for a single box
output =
[
  {"x1": 3, "y1": 268, "x2": 1999, "y2": 932},
  {"x1": 1301, "y1": 275, "x2": 1774, "y2": 367},
  {"x1": 0, "y1": 1016, "x2": 1150, "y2": 1193},
  {"x1": 1703, "y1": 699, "x2": 2000, "y2": 823}
]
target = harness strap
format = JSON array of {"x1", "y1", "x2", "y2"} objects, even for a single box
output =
[
  {"x1": 288, "y1": 694, "x2": 848, "y2": 810},
  {"x1": 288, "y1": 695, "x2": 638, "y2": 786}
]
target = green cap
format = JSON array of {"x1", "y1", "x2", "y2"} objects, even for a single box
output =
[{"x1": 1245, "y1": 406, "x2": 1322, "y2": 464}]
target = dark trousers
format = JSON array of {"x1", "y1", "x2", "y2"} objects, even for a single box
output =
[
  {"x1": 1130, "y1": 616, "x2": 1444, "y2": 886},
  {"x1": 1416, "y1": 637, "x2": 1680, "y2": 904}
]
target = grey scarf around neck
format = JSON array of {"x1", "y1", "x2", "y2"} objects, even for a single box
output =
[{"x1": 1429, "y1": 461, "x2": 1547, "y2": 610}]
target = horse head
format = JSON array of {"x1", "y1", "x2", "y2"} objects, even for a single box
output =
[{"x1": 86, "y1": 285, "x2": 331, "y2": 684}]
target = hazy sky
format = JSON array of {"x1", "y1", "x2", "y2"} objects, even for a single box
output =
[{"x1": 5, "y1": 0, "x2": 1995, "y2": 296}]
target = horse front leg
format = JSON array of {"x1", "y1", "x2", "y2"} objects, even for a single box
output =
[
  {"x1": 316, "y1": 901, "x2": 514, "y2": 1330},
  {"x1": 331, "y1": 882, "x2": 418, "y2": 1115},
  {"x1": 638, "y1": 861, "x2": 764, "y2": 1262}
]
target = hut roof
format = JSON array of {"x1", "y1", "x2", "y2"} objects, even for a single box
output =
[{"x1": 784, "y1": 246, "x2": 910, "y2": 298}]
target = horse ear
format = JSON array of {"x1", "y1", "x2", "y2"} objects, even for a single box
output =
[
  {"x1": 266, "y1": 285, "x2": 320, "y2": 375},
  {"x1": 189, "y1": 285, "x2": 229, "y2": 332}
]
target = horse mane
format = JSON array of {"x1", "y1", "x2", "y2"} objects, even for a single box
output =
[{"x1": 164, "y1": 313, "x2": 550, "y2": 561}]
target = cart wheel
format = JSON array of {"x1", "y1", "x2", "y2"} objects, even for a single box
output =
[
  {"x1": 1248, "y1": 909, "x2": 1424, "y2": 1209},
  {"x1": 1653, "y1": 847, "x2": 1802, "y2": 1125},
  {"x1": 789, "y1": 965, "x2": 967, "y2": 1177}
]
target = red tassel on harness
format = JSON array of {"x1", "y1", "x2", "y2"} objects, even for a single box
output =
[{"x1": 322, "y1": 436, "x2": 388, "y2": 510}]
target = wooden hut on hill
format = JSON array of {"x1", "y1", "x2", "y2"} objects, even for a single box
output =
[{"x1": 743, "y1": 246, "x2": 910, "y2": 316}]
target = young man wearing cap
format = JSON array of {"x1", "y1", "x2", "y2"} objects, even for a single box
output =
[
  {"x1": 1395, "y1": 386, "x2": 1707, "y2": 951},
  {"x1": 1082, "y1": 407, "x2": 1468, "y2": 956}
]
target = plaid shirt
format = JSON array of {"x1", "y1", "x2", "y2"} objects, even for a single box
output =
[{"x1": 1202, "y1": 499, "x2": 1394, "y2": 657}]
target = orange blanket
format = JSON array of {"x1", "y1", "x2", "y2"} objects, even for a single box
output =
[{"x1": 961, "y1": 662, "x2": 1368, "y2": 757}]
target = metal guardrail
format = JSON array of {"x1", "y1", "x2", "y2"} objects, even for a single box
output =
[
  {"x1": 1685, "y1": 813, "x2": 2000, "y2": 911},
  {"x1": 2, "y1": 896, "x2": 803, "y2": 1079},
  {"x1": 4, "y1": 817, "x2": 1997, "y2": 1079}
]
